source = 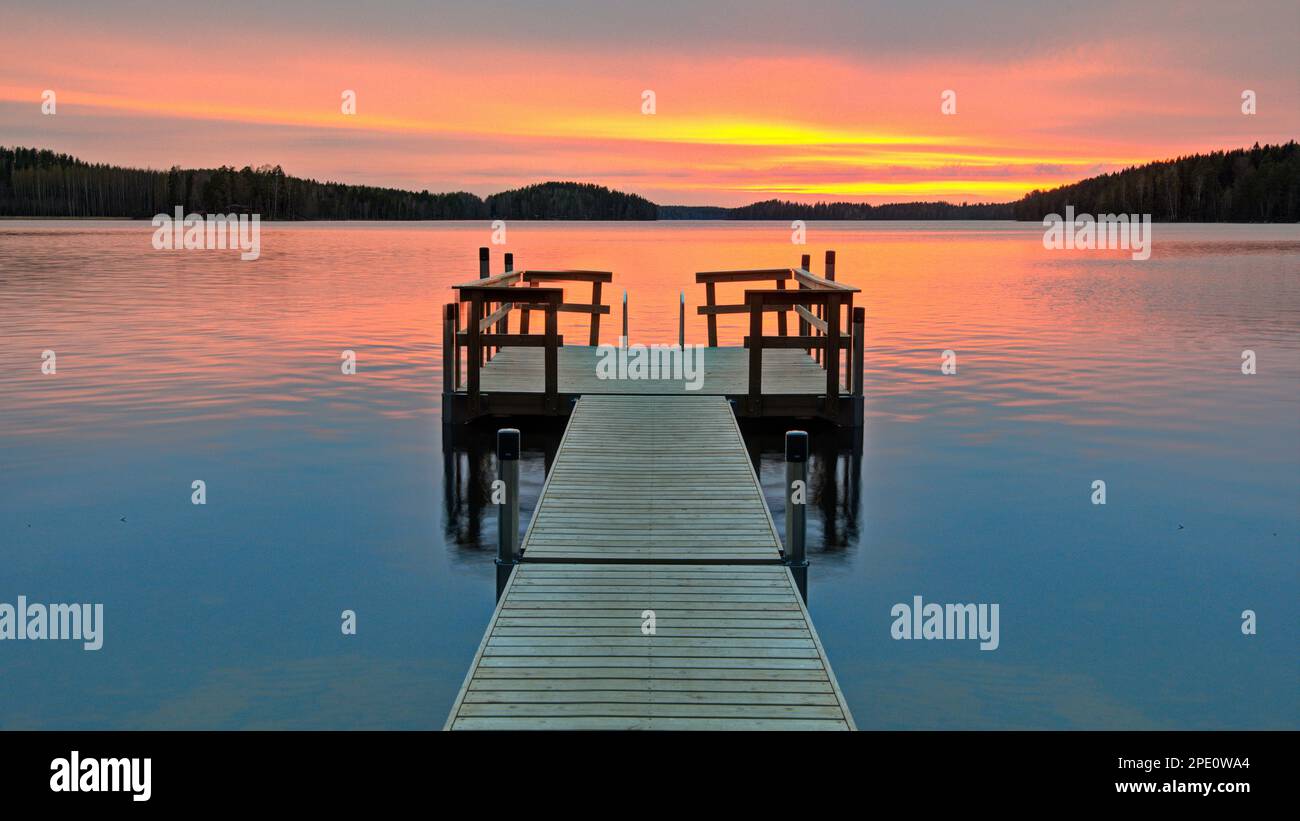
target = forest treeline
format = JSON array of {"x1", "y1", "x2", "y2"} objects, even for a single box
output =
[
  {"x1": 2, "y1": 143, "x2": 1297, "y2": 221},
  {"x1": 1012, "y1": 142, "x2": 1299, "y2": 222},
  {"x1": 0, "y1": 149, "x2": 654, "y2": 220}
]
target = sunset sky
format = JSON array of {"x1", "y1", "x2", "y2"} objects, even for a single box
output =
[{"x1": 2, "y1": 0, "x2": 1297, "y2": 205}]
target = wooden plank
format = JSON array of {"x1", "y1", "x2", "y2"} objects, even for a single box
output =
[
  {"x1": 447, "y1": 564, "x2": 854, "y2": 731},
  {"x1": 457, "y1": 333, "x2": 565, "y2": 348},
  {"x1": 523, "y1": 270, "x2": 614, "y2": 283},
  {"x1": 792, "y1": 268, "x2": 858, "y2": 292},
  {"x1": 695, "y1": 269, "x2": 792, "y2": 283},
  {"x1": 452, "y1": 270, "x2": 523, "y2": 289},
  {"x1": 793, "y1": 304, "x2": 827, "y2": 333}
]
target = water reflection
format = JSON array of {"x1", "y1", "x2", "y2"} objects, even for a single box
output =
[
  {"x1": 439, "y1": 415, "x2": 866, "y2": 599},
  {"x1": 743, "y1": 420, "x2": 865, "y2": 561},
  {"x1": 3, "y1": 220, "x2": 1295, "y2": 729},
  {"x1": 440, "y1": 419, "x2": 564, "y2": 563}
]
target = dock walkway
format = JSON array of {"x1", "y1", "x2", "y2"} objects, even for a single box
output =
[{"x1": 445, "y1": 395, "x2": 855, "y2": 730}]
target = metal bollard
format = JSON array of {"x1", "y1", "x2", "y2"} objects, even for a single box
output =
[
  {"x1": 784, "y1": 430, "x2": 809, "y2": 601},
  {"x1": 495, "y1": 428, "x2": 521, "y2": 600}
]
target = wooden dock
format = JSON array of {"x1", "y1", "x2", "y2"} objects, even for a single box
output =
[
  {"x1": 445, "y1": 395, "x2": 855, "y2": 730},
  {"x1": 440, "y1": 249, "x2": 865, "y2": 426}
]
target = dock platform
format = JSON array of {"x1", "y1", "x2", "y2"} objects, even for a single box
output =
[{"x1": 440, "y1": 249, "x2": 865, "y2": 426}]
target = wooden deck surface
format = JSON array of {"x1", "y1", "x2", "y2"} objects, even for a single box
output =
[
  {"x1": 478, "y1": 345, "x2": 840, "y2": 396},
  {"x1": 521, "y1": 395, "x2": 782, "y2": 562},
  {"x1": 445, "y1": 564, "x2": 854, "y2": 730},
  {"x1": 447, "y1": 394, "x2": 854, "y2": 730}
]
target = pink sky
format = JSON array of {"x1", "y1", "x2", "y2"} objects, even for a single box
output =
[{"x1": 1, "y1": 1, "x2": 1296, "y2": 205}]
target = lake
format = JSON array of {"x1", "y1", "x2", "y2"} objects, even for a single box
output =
[{"x1": 1, "y1": 220, "x2": 1296, "y2": 729}]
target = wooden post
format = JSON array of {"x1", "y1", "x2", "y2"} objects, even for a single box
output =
[
  {"x1": 518, "y1": 257, "x2": 532, "y2": 335},
  {"x1": 824, "y1": 294, "x2": 840, "y2": 416},
  {"x1": 747, "y1": 292, "x2": 763, "y2": 414},
  {"x1": 785, "y1": 430, "x2": 809, "y2": 602},
  {"x1": 589, "y1": 281, "x2": 603, "y2": 346},
  {"x1": 852, "y1": 306, "x2": 865, "y2": 398},
  {"x1": 495, "y1": 428, "x2": 520, "y2": 600},
  {"x1": 775, "y1": 278, "x2": 788, "y2": 337},
  {"x1": 705, "y1": 281, "x2": 718, "y2": 347},
  {"x1": 799, "y1": 254, "x2": 811, "y2": 352},
  {"x1": 821, "y1": 250, "x2": 836, "y2": 369},
  {"x1": 478, "y1": 248, "x2": 490, "y2": 365},
  {"x1": 466, "y1": 293, "x2": 482, "y2": 414},
  {"x1": 451, "y1": 302, "x2": 461, "y2": 391},
  {"x1": 497, "y1": 254, "x2": 512, "y2": 355},
  {"x1": 544, "y1": 292, "x2": 559, "y2": 412},
  {"x1": 678, "y1": 290, "x2": 686, "y2": 348},
  {"x1": 442, "y1": 303, "x2": 457, "y2": 395},
  {"x1": 844, "y1": 294, "x2": 854, "y2": 391}
]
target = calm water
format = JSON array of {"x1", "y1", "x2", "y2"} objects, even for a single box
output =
[{"x1": 1, "y1": 220, "x2": 1296, "y2": 729}]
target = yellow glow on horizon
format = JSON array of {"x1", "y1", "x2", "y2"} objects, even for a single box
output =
[
  {"x1": 765, "y1": 151, "x2": 1147, "y2": 170},
  {"x1": 731, "y1": 179, "x2": 1073, "y2": 196},
  {"x1": 563, "y1": 116, "x2": 947, "y2": 147}
]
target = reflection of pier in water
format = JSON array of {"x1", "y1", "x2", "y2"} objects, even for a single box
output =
[
  {"x1": 440, "y1": 420, "x2": 563, "y2": 560},
  {"x1": 742, "y1": 420, "x2": 864, "y2": 561}
]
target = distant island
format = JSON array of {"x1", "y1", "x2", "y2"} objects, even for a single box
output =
[{"x1": 2, "y1": 142, "x2": 1296, "y2": 222}]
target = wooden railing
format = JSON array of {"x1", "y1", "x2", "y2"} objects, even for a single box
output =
[
  {"x1": 696, "y1": 250, "x2": 863, "y2": 416},
  {"x1": 443, "y1": 248, "x2": 613, "y2": 414}
]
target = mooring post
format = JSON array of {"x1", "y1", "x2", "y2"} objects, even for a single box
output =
[
  {"x1": 442, "y1": 303, "x2": 457, "y2": 395},
  {"x1": 785, "y1": 430, "x2": 809, "y2": 602},
  {"x1": 852, "y1": 306, "x2": 865, "y2": 400},
  {"x1": 622, "y1": 289, "x2": 629, "y2": 346},
  {"x1": 679, "y1": 290, "x2": 686, "y2": 348},
  {"x1": 495, "y1": 428, "x2": 521, "y2": 600}
]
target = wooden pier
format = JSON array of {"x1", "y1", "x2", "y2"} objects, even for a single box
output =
[{"x1": 443, "y1": 249, "x2": 857, "y2": 730}]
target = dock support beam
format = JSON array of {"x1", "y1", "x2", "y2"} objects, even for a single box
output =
[
  {"x1": 785, "y1": 430, "x2": 809, "y2": 602},
  {"x1": 495, "y1": 428, "x2": 521, "y2": 600}
]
